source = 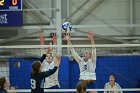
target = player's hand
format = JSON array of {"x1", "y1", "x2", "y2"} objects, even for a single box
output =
[
  {"x1": 88, "y1": 31, "x2": 94, "y2": 41},
  {"x1": 44, "y1": 47, "x2": 53, "y2": 54},
  {"x1": 63, "y1": 33, "x2": 70, "y2": 41},
  {"x1": 55, "y1": 54, "x2": 61, "y2": 67},
  {"x1": 39, "y1": 33, "x2": 45, "y2": 45},
  {"x1": 51, "y1": 33, "x2": 57, "y2": 45}
]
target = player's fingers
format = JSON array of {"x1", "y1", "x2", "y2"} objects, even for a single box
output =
[
  {"x1": 66, "y1": 33, "x2": 69, "y2": 36},
  {"x1": 87, "y1": 31, "x2": 90, "y2": 37},
  {"x1": 68, "y1": 33, "x2": 71, "y2": 36},
  {"x1": 54, "y1": 33, "x2": 56, "y2": 37},
  {"x1": 63, "y1": 34, "x2": 66, "y2": 37},
  {"x1": 47, "y1": 47, "x2": 51, "y2": 51},
  {"x1": 51, "y1": 47, "x2": 55, "y2": 51},
  {"x1": 89, "y1": 31, "x2": 93, "y2": 37}
]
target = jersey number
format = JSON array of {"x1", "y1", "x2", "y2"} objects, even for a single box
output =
[
  {"x1": 31, "y1": 79, "x2": 36, "y2": 89},
  {"x1": 84, "y1": 65, "x2": 87, "y2": 70}
]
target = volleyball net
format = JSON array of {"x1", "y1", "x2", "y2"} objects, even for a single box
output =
[
  {"x1": 7, "y1": 88, "x2": 140, "y2": 92},
  {"x1": 0, "y1": 44, "x2": 140, "y2": 93}
]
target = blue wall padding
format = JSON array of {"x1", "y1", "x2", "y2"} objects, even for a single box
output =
[
  {"x1": 9, "y1": 58, "x2": 37, "y2": 89},
  {"x1": 58, "y1": 56, "x2": 70, "y2": 89},
  {"x1": 9, "y1": 56, "x2": 140, "y2": 93},
  {"x1": 69, "y1": 59, "x2": 80, "y2": 89}
]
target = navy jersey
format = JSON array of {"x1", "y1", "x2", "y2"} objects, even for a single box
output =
[
  {"x1": 31, "y1": 54, "x2": 58, "y2": 93},
  {"x1": 0, "y1": 88, "x2": 8, "y2": 93},
  {"x1": 31, "y1": 66, "x2": 58, "y2": 93},
  {"x1": 39, "y1": 54, "x2": 46, "y2": 63}
]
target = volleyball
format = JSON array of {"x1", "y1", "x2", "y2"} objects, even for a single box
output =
[{"x1": 62, "y1": 22, "x2": 72, "y2": 33}]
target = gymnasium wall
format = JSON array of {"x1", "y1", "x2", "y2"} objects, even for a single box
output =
[{"x1": 0, "y1": 62, "x2": 9, "y2": 79}]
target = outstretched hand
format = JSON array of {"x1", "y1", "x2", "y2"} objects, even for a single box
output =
[
  {"x1": 63, "y1": 33, "x2": 71, "y2": 41},
  {"x1": 39, "y1": 33, "x2": 45, "y2": 45},
  {"x1": 44, "y1": 47, "x2": 54, "y2": 54},
  {"x1": 88, "y1": 31, "x2": 94, "y2": 41},
  {"x1": 51, "y1": 33, "x2": 57, "y2": 45}
]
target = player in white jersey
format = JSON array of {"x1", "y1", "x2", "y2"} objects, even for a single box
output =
[
  {"x1": 104, "y1": 74, "x2": 123, "y2": 93},
  {"x1": 63, "y1": 32, "x2": 97, "y2": 92},
  {"x1": 41, "y1": 33, "x2": 60, "y2": 92}
]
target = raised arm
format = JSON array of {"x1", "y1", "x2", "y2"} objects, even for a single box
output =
[
  {"x1": 63, "y1": 34, "x2": 82, "y2": 63},
  {"x1": 41, "y1": 66, "x2": 58, "y2": 79},
  {"x1": 39, "y1": 54, "x2": 46, "y2": 63},
  {"x1": 88, "y1": 32, "x2": 96, "y2": 62},
  {"x1": 63, "y1": 33, "x2": 73, "y2": 49}
]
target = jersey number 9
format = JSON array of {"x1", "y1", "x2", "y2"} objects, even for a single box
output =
[{"x1": 31, "y1": 79, "x2": 36, "y2": 89}]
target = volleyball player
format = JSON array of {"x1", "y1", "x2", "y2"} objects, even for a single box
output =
[
  {"x1": 104, "y1": 74, "x2": 123, "y2": 93},
  {"x1": 30, "y1": 47, "x2": 60, "y2": 93},
  {"x1": 76, "y1": 81, "x2": 87, "y2": 93},
  {"x1": 41, "y1": 33, "x2": 60, "y2": 92},
  {"x1": 0, "y1": 77, "x2": 10, "y2": 93},
  {"x1": 63, "y1": 32, "x2": 97, "y2": 92}
]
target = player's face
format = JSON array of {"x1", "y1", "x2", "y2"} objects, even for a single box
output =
[
  {"x1": 4, "y1": 78, "x2": 10, "y2": 89},
  {"x1": 109, "y1": 75, "x2": 115, "y2": 82},
  {"x1": 45, "y1": 53, "x2": 53, "y2": 63},
  {"x1": 83, "y1": 51, "x2": 91, "y2": 61}
]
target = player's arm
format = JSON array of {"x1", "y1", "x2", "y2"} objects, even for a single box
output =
[
  {"x1": 63, "y1": 33, "x2": 73, "y2": 50},
  {"x1": 116, "y1": 83, "x2": 123, "y2": 93},
  {"x1": 88, "y1": 32, "x2": 96, "y2": 62},
  {"x1": 41, "y1": 66, "x2": 58, "y2": 78},
  {"x1": 39, "y1": 54, "x2": 46, "y2": 63},
  {"x1": 41, "y1": 54, "x2": 60, "y2": 78},
  {"x1": 63, "y1": 34, "x2": 82, "y2": 63},
  {"x1": 51, "y1": 33, "x2": 57, "y2": 63},
  {"x1": 71, "y1": 48, "x2": 82, "y2": 63}
]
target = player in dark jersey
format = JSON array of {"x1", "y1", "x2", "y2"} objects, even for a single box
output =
[
  {"x1": 31, "y1": 47, "x2": 60, "y2": 93},
  {"x1": 0, "y1": 77, "x2": 10, "y2": 93}
]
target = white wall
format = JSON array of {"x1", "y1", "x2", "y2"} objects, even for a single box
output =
[
  {"x1": 0, "y1": 62, "x2": 9, "y2": 79},
  {"x1": 135, "y1": 0, "x2": 140, "y2": 35}
]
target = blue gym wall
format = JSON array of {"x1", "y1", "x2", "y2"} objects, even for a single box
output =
[
  {"x1": 9, "y1": 56, "x2": 140, "y2": 93},
  {"x1": 9, "y1": 58, "x2": 37, "y2": 89}
]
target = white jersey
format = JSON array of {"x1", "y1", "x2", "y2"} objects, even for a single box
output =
[
  {"x1": 71, "y1": 48, "x2": 96, "y2": 80},
  {"x1": 104, "y1": 82, "x2": 123, "y2": 93},
  {"x1": 41, "y1": 61, "x2": 60, "y2": 88}
]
